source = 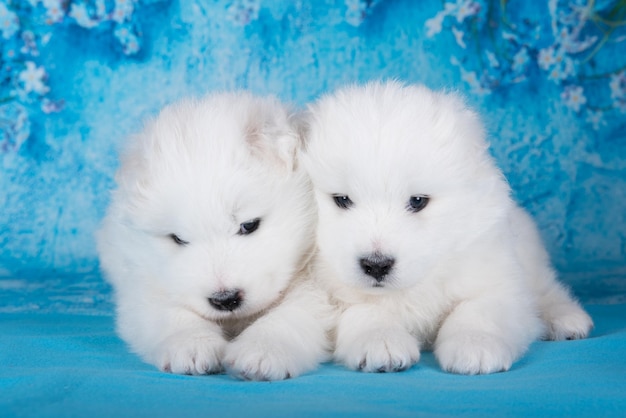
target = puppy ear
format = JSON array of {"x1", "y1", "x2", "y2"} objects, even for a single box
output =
[
  {"x1": 245, "y1": 103, "x2": 302, "y2": 172},
  {"x1": 291, "y1": 110, "x2": 311, "y2": 153}
]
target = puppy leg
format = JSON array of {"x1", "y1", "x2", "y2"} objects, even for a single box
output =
[
  {"x1": 536, "y1": 278, "x2": 594, "y2": 341},
  {"x1": 510, "y1": 206, "x2": 593, "y2": 340},
  {"x1": 334, "y1": 304, "x2": 420, "y2": 373},
  {"x1": 434, "y1": 293, "x2": 543, "y2": 375},
  {"x1": 115, "y1": 290, "x2": 226, "y2": 375},
  {"x1": 223, "y1": 282, "x2": 332, "y2": 381}
]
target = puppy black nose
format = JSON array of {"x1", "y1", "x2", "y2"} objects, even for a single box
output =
[
  {"x1": 208, "y1": 289, "x2": 242, "y2": 312},
  {"x1": 359, "y1": 255, "x2": 395, "y2": 282}
]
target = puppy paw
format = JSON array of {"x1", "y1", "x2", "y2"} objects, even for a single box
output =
[
  {"x1": 543, "y1": 304, "x2": 593, "y2": 341},
  {"x1": 335, "y1": 329, "x2": 420, "y2": 373},
  {"x1": 435, "y1": 331, "x2": 517, "y2": 375},
  {"x1": 155, "y1": 330, "x2": 226, "y2": 375},
  {"x1": 223, "y1": 335, "x2": 302, "y2": 381}
]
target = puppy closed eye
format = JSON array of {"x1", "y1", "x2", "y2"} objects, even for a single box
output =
[
  {"x1": 238, "y1": 218, "x2": 261, "y2": 235},
  {"x1": 332, "y1": 194, "x2": 354, "y2": 210},
  {"x1": 407, "y1": 195, "x2": 430, "y2": 213},
  {"x1": 169, "y1": 233, "x2": 189, "y2": 246}
]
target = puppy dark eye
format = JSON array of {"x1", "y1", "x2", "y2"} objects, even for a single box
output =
[
  {"x1": 407, "y1": 195, "x2": 429, "y2": 213},
  {"x1": 169, "y1": 233, "x2": 189, "y2": 246},
  {"x1": 332, "y1": 194, "x2": 354, "y2": 210},
  {"x1": 239, "y1": 218, "x2": 261, "y2": 235}
]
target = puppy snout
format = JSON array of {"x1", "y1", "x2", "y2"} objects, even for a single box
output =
[
  {"x1": 208, "y1": 289, "x2": 243, "y2": 312},
  {"x1": 359, "y1": 254, "x2": 395, "y2": 282}
]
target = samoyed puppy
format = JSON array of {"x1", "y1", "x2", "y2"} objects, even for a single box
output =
[
  {"x1": 97, "y1": 92, "x2": 331, "y2": 380},
  {"x1": 300, "y1": 81, "x2": 593, "y2": 375}
]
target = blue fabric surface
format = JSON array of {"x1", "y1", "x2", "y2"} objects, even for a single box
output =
[{"x1": 2, "y1": 304, "x2": 626, "y2": 417}]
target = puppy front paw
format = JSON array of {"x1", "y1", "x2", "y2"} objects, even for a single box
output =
[
  {"x1": 155, "y1": 330, "x2": 226, "y2": 375},
  {"x1": 543, "y1": 305, "x2": 593, "y2": 341},
  {"x1": 435, "y1": 331, "x2": 517, "y2": 375},
  {"x1": 335, "y1": 328, "x2": 420, "y2": 373},
  {"x1": 223, "y1": 335, "x2": 303, "y2": 381}
]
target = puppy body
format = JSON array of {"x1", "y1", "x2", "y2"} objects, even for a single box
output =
[
  {"x1": 302, "y1": 81, "x2": 593, "y2": 375},
  {"x1": 97, "y1": 92, "x2": 331, "y2": 380}
]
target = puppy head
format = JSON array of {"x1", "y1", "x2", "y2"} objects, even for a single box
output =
[
  {"x1": 301, "y1": 81, "x2": 512, "y2": 293},
  {"x1": 98, "y1": 92, "x2": 315, "y2": 320}
]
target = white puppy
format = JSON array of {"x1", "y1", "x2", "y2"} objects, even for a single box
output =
[
  {"x1": 301, "y1": 81, "x2": 593, "y2": 375},
  {"x1": 97, "y1": 92, "x2": 331, "y2": 380}
]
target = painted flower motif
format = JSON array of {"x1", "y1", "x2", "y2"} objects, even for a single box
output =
[
  {"x1": 0, "y1": 103, "x2": 30, "y2": 153},
  {"x1": 426, "y1": 0, "x2": 626, "y2": 130},
  {"x1": 2, "y1": 36, "x2": 20, "y2": 62},
  {"x1": 451, "y1": 26, "x2": 466, "y2": 48},
  {"x1": 114, "y1": 24, "x2": 140, "y2": 55},
  {"x1": 115, "y1": 25, "x2": 130, "y2": 40},
  {"x1": 43, "y1": 0, "x2": 65, "y2": 24},
  {"x1": 425, "y1": 0, "x2": 481, "y2": 37},
  {"x1": 451, "y1": 57, "x2": 491, "y2": 95},
  {"x1": 585, "y1": 109, "x2": 606, "y2": 130},
  {"x1": 20, "y1": 31, "x2": 39, "y2": 56},
  {"x1": 537, "y1": 47, "x2": 555, "y2": 70},
  {"x1": 227, "y1": 0, "x2": 260, "y2": 26},
  {"x1": 556, "y1": 21, "x2": 597, "y2": 54},
  {"x1": 511, "y1": 47, "x2": 529, "y2": 73},
  {"x1": 96, "y1": 0, "x2": 107, "y2": 19},
  {"x1": 425, "y1": 12, "x2": 445, "y2": 37},
  {"x1": 561, "y1": 85, "x2": 586, "y2": 112},
  {"x1": 345, "y1": 0, "x2": 365, "y2": 26},
  {"x1": 0, "y1": 2, "x2": 19, "y2": 39},
  {"x1": 19, "y1": 61, "x2": 49, "y2": 95},
  {"x1": 501, "y1": 31, "x2": 517, "y2": 42},
  {"x1": 344, "y1": 0, "x2": 381, "y2": 26},
  {"x1": 560, "y1": 55, "x2": 575, "y2": 79},
  {"x1": 41, "y1": 98, "x2": 65, "y2": 114},
  {"x1": 455, "y1": 0, "x2": 480, "y2": 24},
  {"x1": 547, "y1": 65, "x2": 565, "y2": 82},
  {"x1": 113, "y1": 0, "x2": 134, "y2": 23},
  {"x1": 609, "y1": 71, "x2": 626, "y2": 101},
  {"x1": 69, "y1": 3, "x2": 98, "y2": 28},
  {"x1": 0, "y1": 0, "x2": 162, "y2": 154},
  {"x1": 485, "y1": 50, "x2": 499, "y2": 68}
]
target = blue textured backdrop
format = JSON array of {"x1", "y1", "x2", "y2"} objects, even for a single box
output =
[{"x1": 1, "y1": 0, "x2": 625, "y2": 313}]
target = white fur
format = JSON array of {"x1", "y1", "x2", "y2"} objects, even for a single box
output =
[
  {"x1": 97, "y1": 92, "x2": 332, "y2": 380},
  {"x1": 301, "y1": 81, "x2": 593, "y2": 375}
]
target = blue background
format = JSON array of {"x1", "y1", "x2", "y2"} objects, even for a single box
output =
[{"x1": 1, "y1": 0, "x2": 625, "y2": 313}]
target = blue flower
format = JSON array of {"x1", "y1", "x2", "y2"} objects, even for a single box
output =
[
  {"x1": 18, "y1": 61, "x2": 49, "y2": 95},
  {"x1": 425, "y1": 12, "x2": 445, "y2": 37},
  {"x1": 2, "y1": 36, "x2": 20, "y2": 62},
  {"x1": 227, "y1": 0, "x2": 260, "y2": 26},
  {"x1": 585, "y1": 109, "x2": 606, "y2": 130},
  {"x1": 560, "y1": 85, "x2": 586, "y2": 112},
  {"x1": 0, "y1": 2, "x2": 20, "y2": 40},
  {"x1": 512, "y1": 47, "x2": 529, "y2": 73},
  {"x1": 537, "y1": 47, "x2": 555, "y2": 70},
  {"x1": 114, "y1": 24, "x2": 141, "y2": 55},
  {"x1": 43, "y1": 0, "x2": 65, "y2": 24},
  {"x1": 113, "y1": 0, "x2": 134, "y2": 23},
  {"x1": 609, "y1": 71, "x2": 626, "y2": 101},
  {"x1": 69, "y1": 3, "x2": 98, "y2": 28},
  {"x1": 0, "y1": 102, "x2": 30, "y2": 153},
  {"x1": 451, "y1": 26, "x2": 466, "y2": 49},
  {"x1": 344, "y1": 0, "x2": 382, "y2": 26},
  {"x1": 454, "y1": 0, "x2": 480, "y2": 24}
]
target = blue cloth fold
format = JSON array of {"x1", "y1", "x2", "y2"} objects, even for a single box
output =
[{"x1": 2, "y1": 304, "x2": 625, "y2": 417}]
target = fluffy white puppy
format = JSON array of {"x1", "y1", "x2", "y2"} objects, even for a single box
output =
[
  {"x1": 97, "y1": 92, "x2": 331, "y2": 380},
  {"x1": 301, "y1": 81, "x2": 593, "y2": 375}
]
